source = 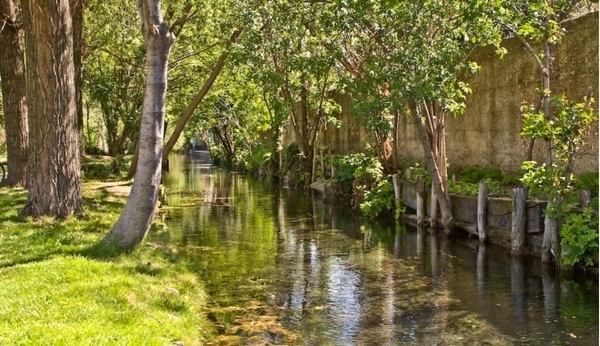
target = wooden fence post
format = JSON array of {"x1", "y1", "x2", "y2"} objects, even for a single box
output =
[
  {"x1": 392, "y1": 174, "x2": 402, "y2": 208},
  {"x1": 580, "y1": 190, "x2": 591, "y2": 208},
  {"x1": 416, "y1": 175, "x2": 426, "y2": 226},
  {"x1": 430, "y1": 188, "x2": 439, "y2": 227},
  {"x1": 477, "y1": 182, "x2": 488, "y2": 243},
  {"x1": 405, "y1": 168, "x2": 413, "y2": 181},
  {"x1": 511, "y1": 187, "x2": 528, "y2": 255}
]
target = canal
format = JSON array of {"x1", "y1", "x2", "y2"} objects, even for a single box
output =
[{"x1": 161, "y1": 154, "x2": 598, "y2": 345}]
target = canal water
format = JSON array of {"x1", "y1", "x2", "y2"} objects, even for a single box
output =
[{"x1": 161, "y1": 154, "x2": 598, "y2": 345}]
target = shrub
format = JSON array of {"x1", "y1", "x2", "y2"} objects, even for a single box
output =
[
  {"x1": 352, "y1": 156, "x2": 397, "y2": 219},
  {"x1": 574, "y1": 172, "x2": 599, "y2": 198},
  {"x1": 561, "y1": 207, "x2": 599, "y2": 267},
  {"x1": 244, "y1": 145, "x2": 273, "y2": 175},
  {"x1": 451, "y1": 165, "x2": 503, "y2": 184},
  {"x1": 330, "y1": 153, "x2": 372, "y2": 196}
]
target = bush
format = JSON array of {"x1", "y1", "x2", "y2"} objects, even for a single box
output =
[
  {"x1": 574, "y1": 172, "x2": 599, "y2": 197},
  {"x1": 352, "y1": 156, "x2": 397, "y2": 219},
  {"x1": 561, "y1": 207, "x2": 599, "y2": 267},
  {"x1": 82, "y1": 155, "x2": 129, "y2": 180},
  {"x1": 244, "y1": 145, "x2": 274, "y2": 175},
  {"x1": 330, "y1": 153, "x2": 372, "y2": 196},
  {"x1": 449, "y1": 178, "x2": 503, "y2": 196},
  {"x1": 451, "y1": 165, "x2": 503, "y2": 184}
]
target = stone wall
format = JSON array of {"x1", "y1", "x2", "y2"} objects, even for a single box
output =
[{"x1": 298, "y1": 12, "x2": 599, "y2": 174}]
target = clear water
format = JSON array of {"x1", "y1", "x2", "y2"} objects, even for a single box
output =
[{"x1": 161, "y1": 154, "x2": 599, "y2": 345}]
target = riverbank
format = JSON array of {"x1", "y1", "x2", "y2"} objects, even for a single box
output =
[{"x1": 0, "y1": 183, "x2": 213, "y2": 345}]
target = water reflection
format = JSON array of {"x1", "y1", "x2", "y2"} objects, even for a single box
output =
[{"x1": 162, "y1": 155, "x2": 598, "y2": 345}]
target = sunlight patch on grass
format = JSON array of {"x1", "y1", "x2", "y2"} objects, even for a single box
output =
[
  {"x1": 0, "y1": 180, "x2": 213, "y2": 345},
  {"x1": 0, "y1": 256, "x2": 211, "y2": 346}
]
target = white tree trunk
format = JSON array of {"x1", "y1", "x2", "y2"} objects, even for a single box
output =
[{"x1": 103, "y1": 0, "x2": 175, "y2": 250}]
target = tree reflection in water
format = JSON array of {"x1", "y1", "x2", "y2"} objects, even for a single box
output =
[{"x1": 161, "y1": 155, "x2": 599, "y2": 345}]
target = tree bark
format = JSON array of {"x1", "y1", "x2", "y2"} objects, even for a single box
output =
[
  {"x1": 70, "y1": 0, "x2": 84, "y2": 154},
  {"x1": 0, "y1": 0, "x2": 29, "y2": 187},
  {"x1": 21, "y1": 0, "x2": 83, "y2": 218},
  {"x1": 103, "y1": 0, "x2": 175, "y2": 250}
]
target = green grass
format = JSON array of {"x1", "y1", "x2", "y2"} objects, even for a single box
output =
[{"x1": 0, "y1": 183, "x2": 213, "y2": 345}]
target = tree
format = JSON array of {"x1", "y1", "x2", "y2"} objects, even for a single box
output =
[
  {"x1": 128, "y1": 27, "x2": 241, "y2": 177},
  {"x1": 85, "y1": 0, "x2": 146, "y2": 156},
  {"x1": 0, "y1": 0, "x2": 29, "y2": 187},
  {"x1": 71, "y1": 0, "x2": 85, "y2": 154},
  {"x1": 21, "y1": 0, "x2": 83, "y2": 218},
  {"x1": 334, "y1": 0, "x2": 505, "y2": 229},
  {"x1": 237, "y1": 0, "x2": 343, "y2": 184},
  {"x1": 503, "y1": 0, "x2": 597, "y2": 264},
  {"x1": 520, "y1": 93, "x2": 597, "y2": 266},
  {"x1": 102, "y1": 0, "x2": 175, "y2": 250}
]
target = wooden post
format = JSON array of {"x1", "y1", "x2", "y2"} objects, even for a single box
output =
[
  {"x1": 329, "y1": 149, "x2": 334, "y2": 178},
  {"x1": 511, "y1": 187, "x2": 528, "y2": 255},
  {"x1": 477, "y1": 182, "x2": 488, "y2": 243},
  {"x1": 311, "y1": 144, "x2": 317, "y2": 183},
  {"x1": 416, "y1": 175, "x2": 426, "y2": 226},
  {"x1": 430, "y1": 188, "x2": 439, "y2": 227},
  {"x1": 477, "y1": 243, "x2": 486, "y2": 295},
  {"x1": 405, "y1": 167, "x2": 413, "y2": 181},
  {"x1": 392, "y1": 174, "x2": 402, "y2": 208},
  {"x1": 320, "y1": 148, "x2": 325, "y2": 178},
  {"x1": 580, "y1": 190, "x2": 591, "y2": 208}
]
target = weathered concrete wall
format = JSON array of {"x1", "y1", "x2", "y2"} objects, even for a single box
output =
[
  {"x1": 397, "y1": 12, "x2": 599, "y2": 174},
  {"x1": 294, "y1": 12, "x2": 598, "y2": 174},
  {"x1": 284, "y1": 93, "x2": 369, "y2": 154}
]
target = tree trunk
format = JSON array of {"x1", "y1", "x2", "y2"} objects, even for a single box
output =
[
  {"x1": 410, "y1": 103, "x2": 455, "y2": 230},
  {"x1": 392, "y1": 109, "x2": 399, "y2": 173},
  {"x1": 70, "y1": 0, "x2": 84, "y2": 154},
  {"x1": 0, "y1": 0, "x2": 28, "y2": 187},
  {"x1": 103, "y1": 0, "x2": 175, "y2": 250},
  {"x1": 541, "y1": 199, "x2": 560, "y2": 264},
  {"x1": 128, "y1": 30, "x2": 241, "y2": 177},
  {"x1": 21, "y1": 0, "x2": 83, "y2": 218}
]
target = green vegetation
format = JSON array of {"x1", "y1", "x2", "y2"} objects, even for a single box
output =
[
  {"x1": 0, "y1": 184, "x2": 213, "y2": 345},
  {"x1": 561, "y1": 207, "x2": 599, "y2": 267},
  {"x1": 574, "y1": 171, "x2": 599, "y2": 197},
  {"x1": 447, "y1": 166, "x2": 515, "y2": 197},
  {"x1": 520, "y1": 94, "x2": 598, "y2": 266},
  {"x1": 330, "y1": 152, "x2": 374, "y2": 196},
  {"x1": 81, "y1": 155, "x2": 131, "y2": 181}
]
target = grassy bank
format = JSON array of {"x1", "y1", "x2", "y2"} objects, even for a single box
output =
[{"x1": 0, "y1": 184, "x2": 213, "y2": 345}]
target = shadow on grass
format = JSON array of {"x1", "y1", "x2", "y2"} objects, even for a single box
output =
[{"x1": 1, "y1": 185, "x2": 196, "y2": 278}]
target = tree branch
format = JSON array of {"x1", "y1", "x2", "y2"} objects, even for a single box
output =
[
  {"x1": 169, "y1": 3, "x2": 195, "y2": 37},
  {"x1": 502, "y1": 23, "x2": 544, "y2": 71}
]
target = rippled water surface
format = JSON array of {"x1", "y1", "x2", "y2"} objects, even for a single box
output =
[{"x1": 161, "y1": 154, "x2": 598, "y2": 345}]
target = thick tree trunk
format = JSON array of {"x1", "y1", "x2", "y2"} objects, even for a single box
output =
[
  {"x1": 70, "y1": 0, "x2": 84, "y2": 154},
  {"x1": 0, "y1": 0, "x2": 29, "y2": 187},
  {"x1": 21, "y1": 0, "x2": 83, "y2": 218},
  {"x1": 410, "y1": 104, "x2": 455, "y2": 230},
  {"x1": 103, "y1": 0, "x2": 174, "y2": 250}
]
